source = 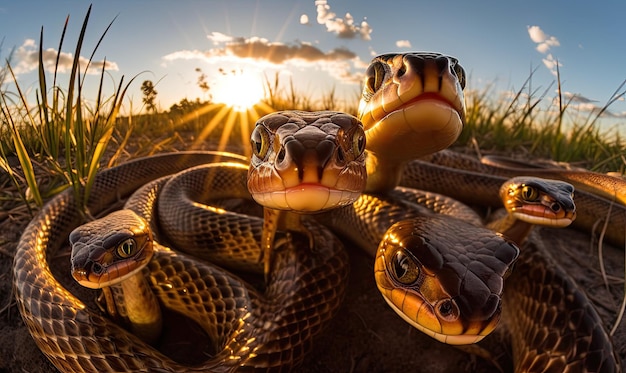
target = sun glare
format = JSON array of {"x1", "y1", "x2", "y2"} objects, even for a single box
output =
[{"x1": 212, "y1": 70, "x2": 265, "y2": 112}]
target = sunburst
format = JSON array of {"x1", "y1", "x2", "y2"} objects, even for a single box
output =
[{"x1": 212, "y1": 70, "x2": 266, "y2": 112}]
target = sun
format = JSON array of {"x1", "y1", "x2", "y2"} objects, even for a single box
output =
[{"x1": 212, "y1": 70, "x2": 265, "y2": 112}]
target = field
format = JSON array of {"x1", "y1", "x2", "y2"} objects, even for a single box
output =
[{"x1": 0, "y1": 13, "x2": 625, "y2": 372}]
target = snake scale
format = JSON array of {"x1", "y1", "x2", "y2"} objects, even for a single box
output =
[{"x1": 11, "y1": 52, "x2": 624, "y2": 372}]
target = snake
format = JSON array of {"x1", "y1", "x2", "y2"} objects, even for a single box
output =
[
  {"x1": 13, "y1": 111, "x2": 364, "y2": 372},
  {"x1": 11, "y1": 51, "x2": 623, "y2": 371},
  {"x1": 490, "y1": 177, "x2": 620, "y2": 371},
  {"x1": 402, "y1": 149, "x2": 626, "y2": 249},
  {"x1": 354, "y1": 52, "x2": 622, "y2": 371}
]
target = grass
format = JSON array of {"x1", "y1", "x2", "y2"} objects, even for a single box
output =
[
  {"x1": 459, "y1": 65, "x2": 626, "y2": 173},
  {"x1": 0, "y1": 5, "x2": 624, "y2": 356},
  {"x1": 0, "y1": 5, "x2": 137, "y2": 218},
  {"x1": 1, "y1": 7, "x2": 626, "y2": 216}
]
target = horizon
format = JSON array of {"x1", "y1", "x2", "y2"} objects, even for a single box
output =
[{"x1": 1, "y1": 0, "x2": 626, "y2": 130}]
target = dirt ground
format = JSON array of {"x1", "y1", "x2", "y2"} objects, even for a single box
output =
[{"x1": 0, "y1": 151, "x2": 624, "y2": 372}]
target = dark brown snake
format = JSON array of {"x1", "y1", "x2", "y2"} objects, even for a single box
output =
[
  {"x1": 354, "y1": 53, "x2": 621, "y2": 371},
  {"x1": 12, "y1": 52, "x2": 623, "y2": 372}
]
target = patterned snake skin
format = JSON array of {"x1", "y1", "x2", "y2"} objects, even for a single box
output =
[
  {"x1": 12, "y1": 52, "x2": 624, "y2": 372},
  {"x1": 13, "y1": 149, "x2": 348, "y2": 372}
]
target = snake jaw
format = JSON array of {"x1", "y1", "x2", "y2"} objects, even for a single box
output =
[
  {"x1": 358, "y1": 53, "x2": 466, "y2": 162},
  {"x1": 252, "y1": 186, "x2": 362, "y2": 212}
]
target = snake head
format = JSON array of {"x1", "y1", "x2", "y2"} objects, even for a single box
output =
[
  {"x1": 247, "y1": 110, "x2": 367, "y2": 212},
  {"x1": 500, "y1": 176, "x2": 577, "y2": 228},
  {"x1": 374, "y1": 216, "x2": 519, "y2": 345},
  {"x1": 70, "y1": 210, "x2": 154, "y2": 289},
  {"x1": 358, "y1": 52, "x2": 466, "y2": 161}
]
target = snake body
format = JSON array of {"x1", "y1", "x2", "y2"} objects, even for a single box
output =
[
  {"x1": 490, "y1": 177, "x2": 620, "y2": 372},
  {"x1": 356, "y1": 53, "x2": 622, "y2": 371},
  {"x1": 11, "y1": 52, "x2": 623, "y2": 372},
  {"x1": 14, "y1": 148, "x2": 349, "y2": 371},
  {"x1": 405, "y1": 150, "x2": 626, "y2": 248}
]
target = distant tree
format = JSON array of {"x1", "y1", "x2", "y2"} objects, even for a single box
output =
[
  {"x1": 141, "y1": 80, "x2": 158, "y2": 113},
  {"x1": 195, "y1": 68, "x2": 211, "y2": 99},
  {"x1": 168, "y1": 97, "x2": 204, "y2": 117}
]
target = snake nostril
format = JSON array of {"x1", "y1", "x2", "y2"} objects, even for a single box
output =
[
  {"x1": 551, "y1": 203, "x2": 561, "y2": 212},
  {"x1": 91, "y1": 262, "x2": 104, "y2": 275},
  {"x1": 336, "y1": 147, "x2": 345, "y2": 164},
  {"x1": 397, "y1": 64, "x2": 407, "y2": 78},
  {"x1": 277, "y1": 148, "x2": 286, "y2": 164},
  {"x1": 436, "y1": 299, "x2": 460, "y2": 321}
]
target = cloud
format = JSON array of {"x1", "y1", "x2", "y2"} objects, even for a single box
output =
[
  {"x1": 163, "y1": 32, "x2": 366, "y2": 84},
  {"x1": 300, "y1": 14, "x2": 309, "y2": 25},
  {"x1": 10, "y1": 39, "x2": 118, "y2": 76},
  {"x1": 541, "y1": 54, "x2": 562, "y2": 76},
  {"x1": 395, "y1": 40, "x2": 411, "y2": 48},
  {"x1": 314, "y1": 0, "x2": 372, "y2": 40},
  {"x1": 562, "y1": 91, "x2": 597, "y2": 104},
  {"x1": 527, "y1": 25, "x2": 560, "y2": 54},
  {"x1": 528, "y1": 26, "x2": 562, "y2": 75},
  {"x1": 207, "y1": 32, "x2": 235, "y2": 44}
]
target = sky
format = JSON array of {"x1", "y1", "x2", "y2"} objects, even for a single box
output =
[{"x1": 1, "y1": 0, "x2": 626, "y2": 128}]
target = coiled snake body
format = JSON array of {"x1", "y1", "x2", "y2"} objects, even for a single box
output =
[{"x1": 12, "y1": 52, "x2": 623, "y2": 372}]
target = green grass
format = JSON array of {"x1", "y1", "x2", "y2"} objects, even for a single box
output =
[
  {"x1": 0, "y1": 5, "x2": 624, "y2": 343},
  {"x1": 1, "y1": 7, "x2": 626, "y2": 215},
  {"x1": 458, "y1": 66, "x2": 626, "y2": 173},
  {"x1": 0, "y1": 6, "x2": 136, "y2": 216}
]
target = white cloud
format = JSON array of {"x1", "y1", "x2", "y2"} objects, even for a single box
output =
[
  {"x1": 527, "y1": 25, "x2": 560, "y2": 54},
  {"x1": 528, "y1": 26, "x2": 562, "y2": 75},
  {"x1": 11, "y1": 39, "x2": 118, "y2": 76},
  {"x1": 562, "y1": 91, "x2": 597, "y2": 104},
  {"x1": 541, "y1": 54, "x2": 562, "y2": 76},
  {"x1": 207, "y1": 32, "x2": 235, "y2": 44},
  {"x1": 313, "y1": 0, "x2": 372, "y2": 40},
  {"x1": 163, "y1": 32, "x2": 366, "y2": 84},
  {"x1": 527, "y1": 25, "x2": 547, "y2": 43},
  {"x1": 300, "y1": 14, "x2": 309, "y2": 25},
  {"x1": 395, "y1": 40, "x2": 411, "y2": 48}
]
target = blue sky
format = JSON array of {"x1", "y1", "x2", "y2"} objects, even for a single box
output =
[{"x1": 2, "y1": 0, "x2": 626, "y2": 125}]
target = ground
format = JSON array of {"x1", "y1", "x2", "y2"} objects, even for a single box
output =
[{"x1": 0, "y1": 148, "x2": 624, "y2": 372}]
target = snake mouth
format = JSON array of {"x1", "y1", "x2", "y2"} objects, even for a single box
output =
[
  {"x1": 251, "y1": 184, "x2": 361, "y2": 212},
  {"x1": 379, "y1": 295, "x2": 495, "y2": 345},
  {"x1": 363, "y1": 92, "x2": 465, "y2": 160},
  {"x1": 395, "y1": 92, "x2": 463, "y2": 119},
  {"x1": 511, "y1": 206, "x2": 575, "y2": 228}
]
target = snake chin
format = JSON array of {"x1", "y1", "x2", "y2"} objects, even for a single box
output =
[
  {"x1": 364, "y1": 101, "x2": 463, "y2": 160},
  {"x1": 380, "y1": 295, "x2": 487, "y2": 345},
  {"x1": 251, "y1": 186, "x2": 362, "y2": 212}
]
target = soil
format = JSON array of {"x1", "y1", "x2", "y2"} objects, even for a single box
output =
[{"x1": 0, "y1": 148, "x2": 624, "y2": 373}]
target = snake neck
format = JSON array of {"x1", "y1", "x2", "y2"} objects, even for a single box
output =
[
  {"x1": 110, "y1": 272, "x2": 162, "y2": 345},
  {"x1": 364, "y1": 152, "x2": 406, "y2": 193},
  {"x1": 489, "y1": 214, "x2": 533, "y2": 246}
]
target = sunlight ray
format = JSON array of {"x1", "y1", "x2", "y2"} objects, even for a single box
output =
[{"x1": 192, "y1": 104, "x2": 231, "y2": 149}]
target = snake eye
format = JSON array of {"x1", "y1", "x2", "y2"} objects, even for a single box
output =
[
  {"x1": 452, "y1": 62, "x2": 466, "y2": 89},
  {"x1": 436, "y1": 299, "x2": 460, "y2": 322},
  {"x1": 116, "y1": 238, "x2": 136, "y2": 258},
  {"x1": 521, "y1": 186, "x2": 539, "y2": 201},
  {"x1": 250, "y1": 125, "x2": 270, "y2": 159},
  {"x1": 352, "y1": 127, "x2": 366, "y2": 157},
  {"x1": 389, "y1": 250, "x2": 420, "y2": 285},
  {"x1": 362, "y1": 61, "x2": 386, "y2": 101}
]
